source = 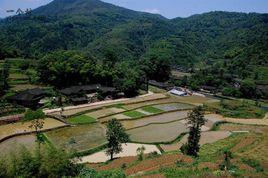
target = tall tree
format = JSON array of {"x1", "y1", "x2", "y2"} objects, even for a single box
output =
[
  {"x1": 183, "y1": 106, "x2": 207, "y2": 157},
  {"x1": 106, "y1": 119, "x2": 129, "y2": 160}
]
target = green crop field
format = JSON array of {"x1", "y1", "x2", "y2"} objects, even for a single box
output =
[
  {"x1": 141, "y1": 106, "x2": 163, "y2": 114},
  {"x1": 123, "y1": 110, "x2": 146, "y2": 118},
  {"x1": 67, "y1": 115, "x2": 97, "y2": 125}
]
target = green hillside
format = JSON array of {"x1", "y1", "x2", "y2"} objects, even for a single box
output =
[
  {"x1": 0, "y1": 0, "x2": 267, "y2": 98},
  {"x1": 0, "y1": 0, "x2": 267, "y2": 66}
]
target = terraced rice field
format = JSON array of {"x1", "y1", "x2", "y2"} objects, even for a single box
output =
[
  {"x1": 79, "y1": 143, "x2": 160, "y2": 163},
  {"x1": 11, "y1": 84, "x2": 43, "y2": 91},
  {"x1": 123, "y1": 93, "x2": 167, "y2": 104},
  {"x1": 0, "y1": 134, "x2": 36, "y2": 156},
  {"x1": 179, "y1": 119, "x2": 210, "y2": 131},
  {"x1": 99, "y1": 102, "x2": 192, "y2": 123},
  {"x1": 170, "y1": 95, "x2": 213, "y2": 105},
  {"x1": 121, "y1": 111, "x2": 189, "y2": 130},
  {"x1": 153, "y1": 103, "x2": 194, "y2": 111},
  {"x1": 219, "y1": 123, "x2": 267, "y2": 133},
  {"x1": 124, "y1": 95, "x2": 212, "y2": 110},
  {"x1": 9, "y1": 73, "x2": 28, "y2": 79},
  {"x1": 123, "y1": 112, "x2": 225, "y2": 143},
  {"x1": 67, "y1": 115, "x2": 96, "y2": 125},
  {"x1": 205, "y1": 114, "x2": 268, "y2": 126},
  {"x1": 60, "y1": 93, "x2": 167, "y2": 117},
  {"x1": 0, "y1": 118, "x2": 67, "y2": 141},
  {"x1": 127, "y1": 120, "x2": 188, "y2": 143},
  {"x1": 86, "y1": 107, "x2": 126, "y2": 119},
  {"x1": 123, "y1": 97, "x2": 182, "y2": 110},
  {"x1": 46, "y1": 123, "x2": 106, "y2": 152},
  {"x1": 161, "y1": 131, "x2": 232, "y2": 152},
  {"x1": 140, "y1": 106, "x2": 163, "y2": 114},
  {"x1": 123, "y1": 110, "x2": 146, "y2": 118}
]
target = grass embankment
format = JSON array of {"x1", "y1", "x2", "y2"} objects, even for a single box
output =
[
  {"x1": 67, "y1": 115, "x2": 97, "y2": 125},
  {"x1": 205, "y1": 99, "x2": 266, "y2": 119}
]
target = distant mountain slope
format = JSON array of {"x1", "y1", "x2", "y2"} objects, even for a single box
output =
[{"x1": 0, "y1": 0, "x2": 267, "y2": 69}]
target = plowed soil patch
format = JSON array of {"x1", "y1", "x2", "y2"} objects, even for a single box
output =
[
  {"x1": 141, "y1": 173, "x2": 165, "y2": 178},
  {"x1": 124, "y1": 154, "x2": 193, "y2": 176},
  {"x1": 237, "y1": 163, "x2": 255, "y2": 171},
  {"x1": 198, "y1": 162, "x2": 219, "y2": 170},
  {"x1": 230, "y1": 136, "x2": 256, "y2": 152},
  {"x1": 93, "y1": 156, "x2": 137, "y2": 171}
]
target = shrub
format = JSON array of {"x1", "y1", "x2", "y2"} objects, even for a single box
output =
[
  {"x1": 79, "y1": 167, "x2": 126, "y2": 177},
  {"x1": 222, "y1": 87, "x2": 242, "y2": 97},
  {"x1": 121, "y1": 163, "x2": 127, "y2": 169},
  {"x1": 180, "y1": 143, "x2": 189, "y2": 155},
  {"x1": 147, "y1": 151, "x2": 159, "y2": 159},
  {"x1": 176, "y1": 159, "x2": 187, "y2": 167},
  {"x1": 242, "y1": 158, "x2": 264, "y2": 172},
  {"x1": 136, "y1": 146, "x2": 145, "y2": 161},
  {"x1": 2, "y1": 146, "x2": 83, "y2": 177},
  {"x1": 24, "y1": 109, "x2": 45, "y2": 121}
]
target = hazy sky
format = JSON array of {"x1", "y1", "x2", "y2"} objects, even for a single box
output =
[{"x1": 0, "y1": 0, "x2": 267, "y2": 19}]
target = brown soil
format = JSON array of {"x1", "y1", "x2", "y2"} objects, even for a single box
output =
[
  {"x1": 230, "y1": 136, "x2": 256, "y2": 152},
  {"x1": 198, "y1": 162, "x2": 219, "y2": 171},
  {"x1": 141, "y1": 173, "x2": 165, "y2": 178},
  {"x1": 124, "y1": 154, "x2": 193, "y2": 176},
  {"x1": 93, "y1": 156, "x2": 137, "y2": 171}
]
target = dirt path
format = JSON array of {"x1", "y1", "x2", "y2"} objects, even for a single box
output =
[{"x1": 79, "y1": 143, "x2": 161, "y2": 163}]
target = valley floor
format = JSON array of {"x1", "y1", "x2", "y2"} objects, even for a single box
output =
[{"x1": 0, "y1": 92, "x2": 267, "y2": 177}]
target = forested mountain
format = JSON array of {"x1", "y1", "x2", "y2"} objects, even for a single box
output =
[{"x1": 0, "y1": 0, "x2": 267, "y2": 67}]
